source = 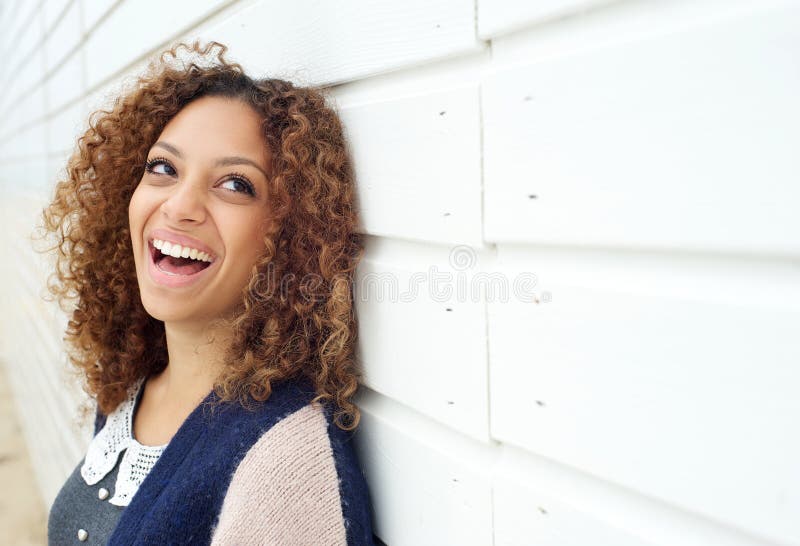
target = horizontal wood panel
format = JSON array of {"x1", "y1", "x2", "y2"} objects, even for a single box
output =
[
  {"x1": 483, "y1": 2, "x2": 800, "y2": 255},
  {"x1": 0, "y1": 120, "x2": 47, "y2": 161},
  {"x1": 355, "y1": 236, "x2": 490, "y2": 440},
  {"x1": 45, "y1": 51, "x2": 84, "y2": 115},
  {"x1": 488, "y1": 246, "x2": 800, "y2": 545},
  {"x1": 478, "y1": 0, "x2": 610, "y2": 39},
  {"x1": 9, "y1": 1, "x2": 42, "y2": 65},
  {"x1": 494, "y1": 445, "x2": 771, "y2": 546},
  {"x1": 188, "y1": 0, "x2": 480, "y2": 87},
  {"x1": 81, "y1": 0, "x2": 118, "y2": 33},
  {"x1": 337, "y1": 85, "x2": 483, "y2": 245},
  {"x1": 0, "y1": 190, "x2": 92, "y2": 507},
  {"x1": 84, "y1": 0, "x2": 229, "y2": 89},
  {"x1": 353, "y1": 388, "x2": 494, "y2": 545},
  {"x1": 495, "y1": 451, "x2": 653, "y2": 546},
  {"x1": 42, "y1": 0, "x2": 71, "y2": 34},
  {"x1": 0, "y1": 49, "x2": 45, "y2": 130},
  {"x1": 47, "y1": 99, "x2": 86, "y2": 157},
  {"x1": 43, "y1": 0, "x2": 81, "y2": 74}
]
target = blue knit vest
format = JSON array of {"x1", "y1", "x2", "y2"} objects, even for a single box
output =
[{"x1": 93, "y1": 377, "x2": 375, "y2": 545}]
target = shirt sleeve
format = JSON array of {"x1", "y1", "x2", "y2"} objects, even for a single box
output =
[{"x1": 209, "y1": 403, "x2": 360, "y2": 545}]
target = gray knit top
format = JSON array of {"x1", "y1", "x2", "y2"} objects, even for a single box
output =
[
  {"x1": 47, "y1": 378, "x2": 166, "y2": 544},
  {"x1": 47, "y1": 449, "x2": 126, "y2": 544}
]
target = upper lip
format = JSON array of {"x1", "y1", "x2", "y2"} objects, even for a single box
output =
[{"x1": 147, "y1": 228, "x2": 218, "y2": 260}]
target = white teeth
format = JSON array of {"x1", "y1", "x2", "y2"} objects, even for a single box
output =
[{"x1": 152, "y1": 238, "x2": 213, "y2": 262}]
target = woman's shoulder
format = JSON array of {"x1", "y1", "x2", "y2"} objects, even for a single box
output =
[{"x1": 209, "y1": 382, "x2": 375, "y2": 545}]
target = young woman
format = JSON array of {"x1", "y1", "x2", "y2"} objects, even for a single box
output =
[{"x1": 41, "y1": 41, "x2": 374, "y2": 545}]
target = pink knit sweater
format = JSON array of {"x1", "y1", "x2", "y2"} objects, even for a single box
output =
[
  {"x1": 86, "y1": 376, "x2": 375, "y2": 545},
  {"x1": 211, "y1": 403, "x2": 355, "y2": 543}
]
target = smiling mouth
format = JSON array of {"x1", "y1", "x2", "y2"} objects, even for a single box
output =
[{"x1": 149, "y1": 241, "x2": 213, "y2": 276}]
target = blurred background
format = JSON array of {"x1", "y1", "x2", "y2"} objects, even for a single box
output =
[{"x1": 0, "y1": 0, "x2": 798, "y2": 545}]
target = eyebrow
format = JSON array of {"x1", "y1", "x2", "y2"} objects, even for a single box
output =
[{"x1": 151, "y1": 141, "x2": 269, "y2": 179}]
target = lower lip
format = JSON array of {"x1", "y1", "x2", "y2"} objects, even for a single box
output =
[{"x1": 146, "y1": 241, "x2": 217, "y2": 288}]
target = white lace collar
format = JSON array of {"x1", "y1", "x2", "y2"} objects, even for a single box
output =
[{"x1": 81, "y1": 376, "x2": 168, "y2": 506}]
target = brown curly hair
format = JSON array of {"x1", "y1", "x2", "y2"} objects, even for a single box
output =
[{"x1": 38, "y1": 40, "x2": 365, "y2": 430}]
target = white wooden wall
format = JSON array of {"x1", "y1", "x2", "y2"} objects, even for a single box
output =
[{"x1": 0, "y1": 1, "x2": 797, "y2": 544}]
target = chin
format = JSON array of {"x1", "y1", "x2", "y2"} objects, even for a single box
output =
[
  {"x1": 140, "y1": 299, "x2": 184, "y2": 323},
  {"x1": 141, "y1": 296, "x2": 233, "y2": 328}
]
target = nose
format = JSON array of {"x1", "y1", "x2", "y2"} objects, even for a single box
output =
[{"x1": 159, "y1": 176, "x2": 207, "y2": 224}]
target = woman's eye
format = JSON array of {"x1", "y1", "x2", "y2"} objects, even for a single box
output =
[
  {"x1": 145, "y1": 158, "x2": 176, "y2": 176},
  {"x1": 220, "y1": 177, "x2": 255, "y2": 196}
]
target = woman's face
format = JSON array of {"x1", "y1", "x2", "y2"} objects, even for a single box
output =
[{"x1": 128, "y1": 95, "x2": 272, "y2": 327}]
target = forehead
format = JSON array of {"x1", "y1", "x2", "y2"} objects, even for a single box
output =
[{"x1": 157, "y1": 96, "x2": 268, "y2": 163}]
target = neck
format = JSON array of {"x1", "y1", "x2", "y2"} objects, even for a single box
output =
[{"x1": 152, "y1": 320, "x2": 230, "y2": 407}]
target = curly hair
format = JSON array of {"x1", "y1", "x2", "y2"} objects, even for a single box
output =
[{"x1": 39, "y1": 40, "x2": 366, "y2": 430}]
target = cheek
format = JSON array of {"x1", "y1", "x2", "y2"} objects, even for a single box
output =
[
  {"x1": 128, "y1": 188, "x2": 146, "y2": 269},
  {"x1": 237, "y1": 232, "x2": 266, "y2": 270},
  {"x1": 128, "y1": 184, "x2": 146, "y2": 230},
  {"x1": 128, "y1": 183, "x2": 160, "y2": 233},
  {"x1": 226, "y1": 221, "x2": 268, "y2": 274},
  {"x1": 228, "y1": 208, "x2": 269, "y2": 247}
]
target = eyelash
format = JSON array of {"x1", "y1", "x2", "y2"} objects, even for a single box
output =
[{"x1": 144, "y1": 157, "x2": 256, "y2": 197}]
